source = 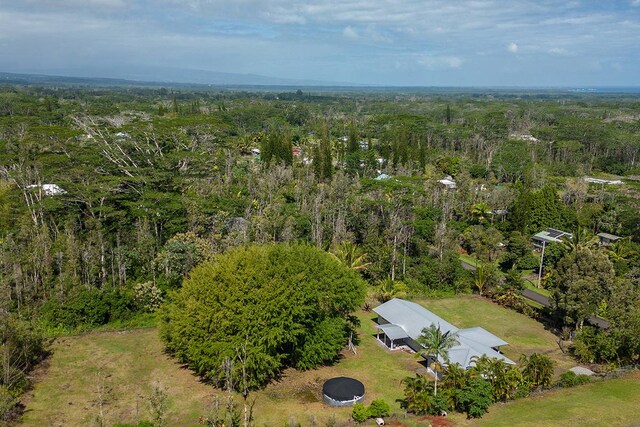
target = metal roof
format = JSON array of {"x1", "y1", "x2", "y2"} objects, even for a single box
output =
[
  {"x1": 458, "y1": 327, "x2": 509, "y2": 348},
  {"x1": 597, "y1": 232, "x2": 621, "y2": 241},
  {"x1": 376, "y1": 323, "x2": 409, "y2": 341},
  {"x1": 533, "y1": 228, "x2": 573, "y2": 243},
  {"x1": 373, "y1": 299, "x2": 515, "y2": 367},
  {"x1": 373, "y1": 298, "x2": 458, "y2": 340}
]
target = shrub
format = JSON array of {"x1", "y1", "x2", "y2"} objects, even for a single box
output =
[
  {"x1": 41, "y1": 287, "x2": 137, "y2": 330},
  {"x1": 429, "y1": 393, "x2": 452, "y2": 415},
  {"x1": 0, "y1": 314, "x2": 47, "y2": 421},
  {"x1": 368, "y1": 399, "x2": 391, "y2": 418},
  {"x1": 351, "y1": 402, "x2": 369, "y2": 423},
  {"x1": 133, "y1": 281, "x2": 163, "y2": 312},
  {"x1": 457, "y1": 377, "x2": 493, "y2": 418},
  {"x1": 558, "y1": 371, "x2": 590, "y2": 388}
]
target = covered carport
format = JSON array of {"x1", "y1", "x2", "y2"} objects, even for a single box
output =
[{"x1": 375, "y1": 323, "x2": 409, "y2": 350}]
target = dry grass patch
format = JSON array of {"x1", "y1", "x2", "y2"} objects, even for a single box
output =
[{"x1": 21, "y1": 328, "x2": 215, "y2": 427}]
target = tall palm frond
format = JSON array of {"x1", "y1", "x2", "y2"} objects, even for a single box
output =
[{"x1": 329, "y1": 241, "x2": 371, "y2": 271}]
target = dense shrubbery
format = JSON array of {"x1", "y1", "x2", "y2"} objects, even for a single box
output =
[
  {"x1": 399, "y1": 353, "x2": 554, "y2": 419},
  {"x1": 0, "y1": 313, "x2": 47, "y2": 421},
  {"x1": 41, "y1": 287, "x2": 138, "y2": 330},
  {"x1": 159, "y1": 243, "x2": 366, "y2": 389}
]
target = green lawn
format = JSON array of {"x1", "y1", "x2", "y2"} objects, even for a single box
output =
[
  {"x1": 523, "y1": 281, "x2": 551, "y2": 298},
  {"x1": 464, "y1": 372, "x2": 640, "y2": 427},
  {"x1": 458, "y1": 253, "x2": 479, "y2": 267},
  {"x1": 21, "y1": 328, "x2": 214, "y2": 427}
]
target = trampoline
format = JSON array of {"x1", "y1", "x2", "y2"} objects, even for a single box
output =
[{"x1": 322, "y1": 377, "x2": 365, "y2": 407}]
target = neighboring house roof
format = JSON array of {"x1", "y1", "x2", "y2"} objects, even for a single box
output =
[
  {"x1": 438, "y1": 176, "x2": 457, "y2": 188},
  {"x1": 584, "y1": 177, "x2": 623, "y2": 185},
  {"x1": 373, "y1": 298, "x2": 515, "y2": 366},
  {"x1": 597, "y1": 232, "x2": 621, "y2": 241},
  {"x1": 532, "y1": 228, "x2": 573, "y2": 244}
]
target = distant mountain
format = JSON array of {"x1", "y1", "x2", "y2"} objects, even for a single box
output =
[{"x1": 0, "y1": 67, "x2": 355, "y2": 88}]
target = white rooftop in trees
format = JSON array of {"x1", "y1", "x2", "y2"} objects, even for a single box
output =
[
  {"x1": 583, "y1": 177, "x2": 623, "y2": 185},
  {"x1": 374, "y1": 173, "x2": 391, "y2": 181},
  {"x1": 438, "y1": 176, "x2": 456, "y2": 189},
  {"x1": 26, "y1": 183, "x2": 67, "y2": 196},
  {"x1": 373, "y1": 298, "x2": 514, "y2": 368}
]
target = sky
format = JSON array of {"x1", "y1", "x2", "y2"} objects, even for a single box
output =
[{"x1": 0, "y1": 0, "x2": 639, "y2": 86}]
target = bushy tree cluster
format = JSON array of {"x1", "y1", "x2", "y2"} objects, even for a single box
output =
[{"x1": 159, "y1": 243, "x2": 366, "y2": 389}]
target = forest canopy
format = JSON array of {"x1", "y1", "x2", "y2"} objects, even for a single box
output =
[{"x1": 159, "y1": 243, "x2": 366, "y2": 389}]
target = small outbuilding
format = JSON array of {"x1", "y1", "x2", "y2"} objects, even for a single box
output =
[{"x1": 597, "y1": 232, "x2": 621, "y2": 246}]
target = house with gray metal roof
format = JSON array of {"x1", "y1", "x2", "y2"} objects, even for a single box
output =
[
  {"x1": 532, "y1": 228, "x2": 573, "y2": 248},
  {"x1": 373, "y1": 298, "x2": 514, "y2": 369}
]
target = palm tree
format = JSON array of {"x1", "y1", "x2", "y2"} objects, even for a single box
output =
[
  {"x1": 520, "y1": 353, "x2": 555, "y2": 390},
  {"x1": 416, "y1": 324, "x2": 459, "y2": 396},
  {"x1": 443, "y1": 363, "x2": 468, "y2": 389},
  {"x1": 399, "y1": 374, "x2": 432, "y2": 415},
  {"x1": 471, "y1": 356, "x2": 522, "y2": 401},
  {"x1": 473, "y1": 262, "x2": 495, "y2": 296},
  {"x1": 329, "y1": 241, "x2": 371, "y2": 271},
  {"x1": 375, "y1": 277, "x2": 408, "y2": 303},
  {"x1": 561, "y1": 226, "x2": 598, "y2": 253},
  {"x1": 606, "y1": 237, "x2": 636, "y2": 262},
  {"x1": 470, "y1": 202, "x2": 491, "y2": 224}
]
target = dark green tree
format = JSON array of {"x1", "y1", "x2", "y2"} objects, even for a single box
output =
[{"x1": 159, "y1": 243, "x2": 366, "y2": 390}]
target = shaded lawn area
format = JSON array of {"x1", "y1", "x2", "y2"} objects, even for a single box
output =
[
  {"x1": 463, "y1": 371, "x2": 640, "y2": 427},
  {"x1": 413, "y1": 295, "x2": 575, "y2": 373}
]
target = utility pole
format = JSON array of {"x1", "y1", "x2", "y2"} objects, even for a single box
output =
[{"x1": 537, "y1": 240, "x2": 546, "y2": 289}]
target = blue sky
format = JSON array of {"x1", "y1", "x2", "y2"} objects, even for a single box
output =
[{"x1": 0, "y1": 0, "x2": 639, "y2": 86}]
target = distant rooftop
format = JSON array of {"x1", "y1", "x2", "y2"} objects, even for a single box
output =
[{"x1": 583, "y1": 177, "x2": 623, "y2": 185}]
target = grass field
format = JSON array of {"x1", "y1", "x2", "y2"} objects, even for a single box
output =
[
  {"x1": 22, "y1": 295, "x2": 584, "y2": 426},
  {"x1": 464, "y1": 371, "x2": 640, "y2": 427}
]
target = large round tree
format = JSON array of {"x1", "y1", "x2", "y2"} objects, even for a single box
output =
[{"x1": 159, "y1": 243, "x2": 366, "y2": 390}]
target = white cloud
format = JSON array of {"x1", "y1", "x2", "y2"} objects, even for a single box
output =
[
  {"x1": 548, "y1": 47, "x2": 569, "y2": 55},
  {"x1": 507, "y1": 42, "x2": 518, "y2": 53},
  {"x1": 343, "y1": 25, "x2": 358, "y2": 40},
  {"x1": 417, "y1": 54, "x2": 464, "y2": 69},
  {"x1": 631, "y1": 0, "x2": 640, "y2": 6}
]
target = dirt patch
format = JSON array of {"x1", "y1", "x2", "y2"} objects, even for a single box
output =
[{"x1": 418, "y1": 415, "x2": 454, "y2": 427}]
